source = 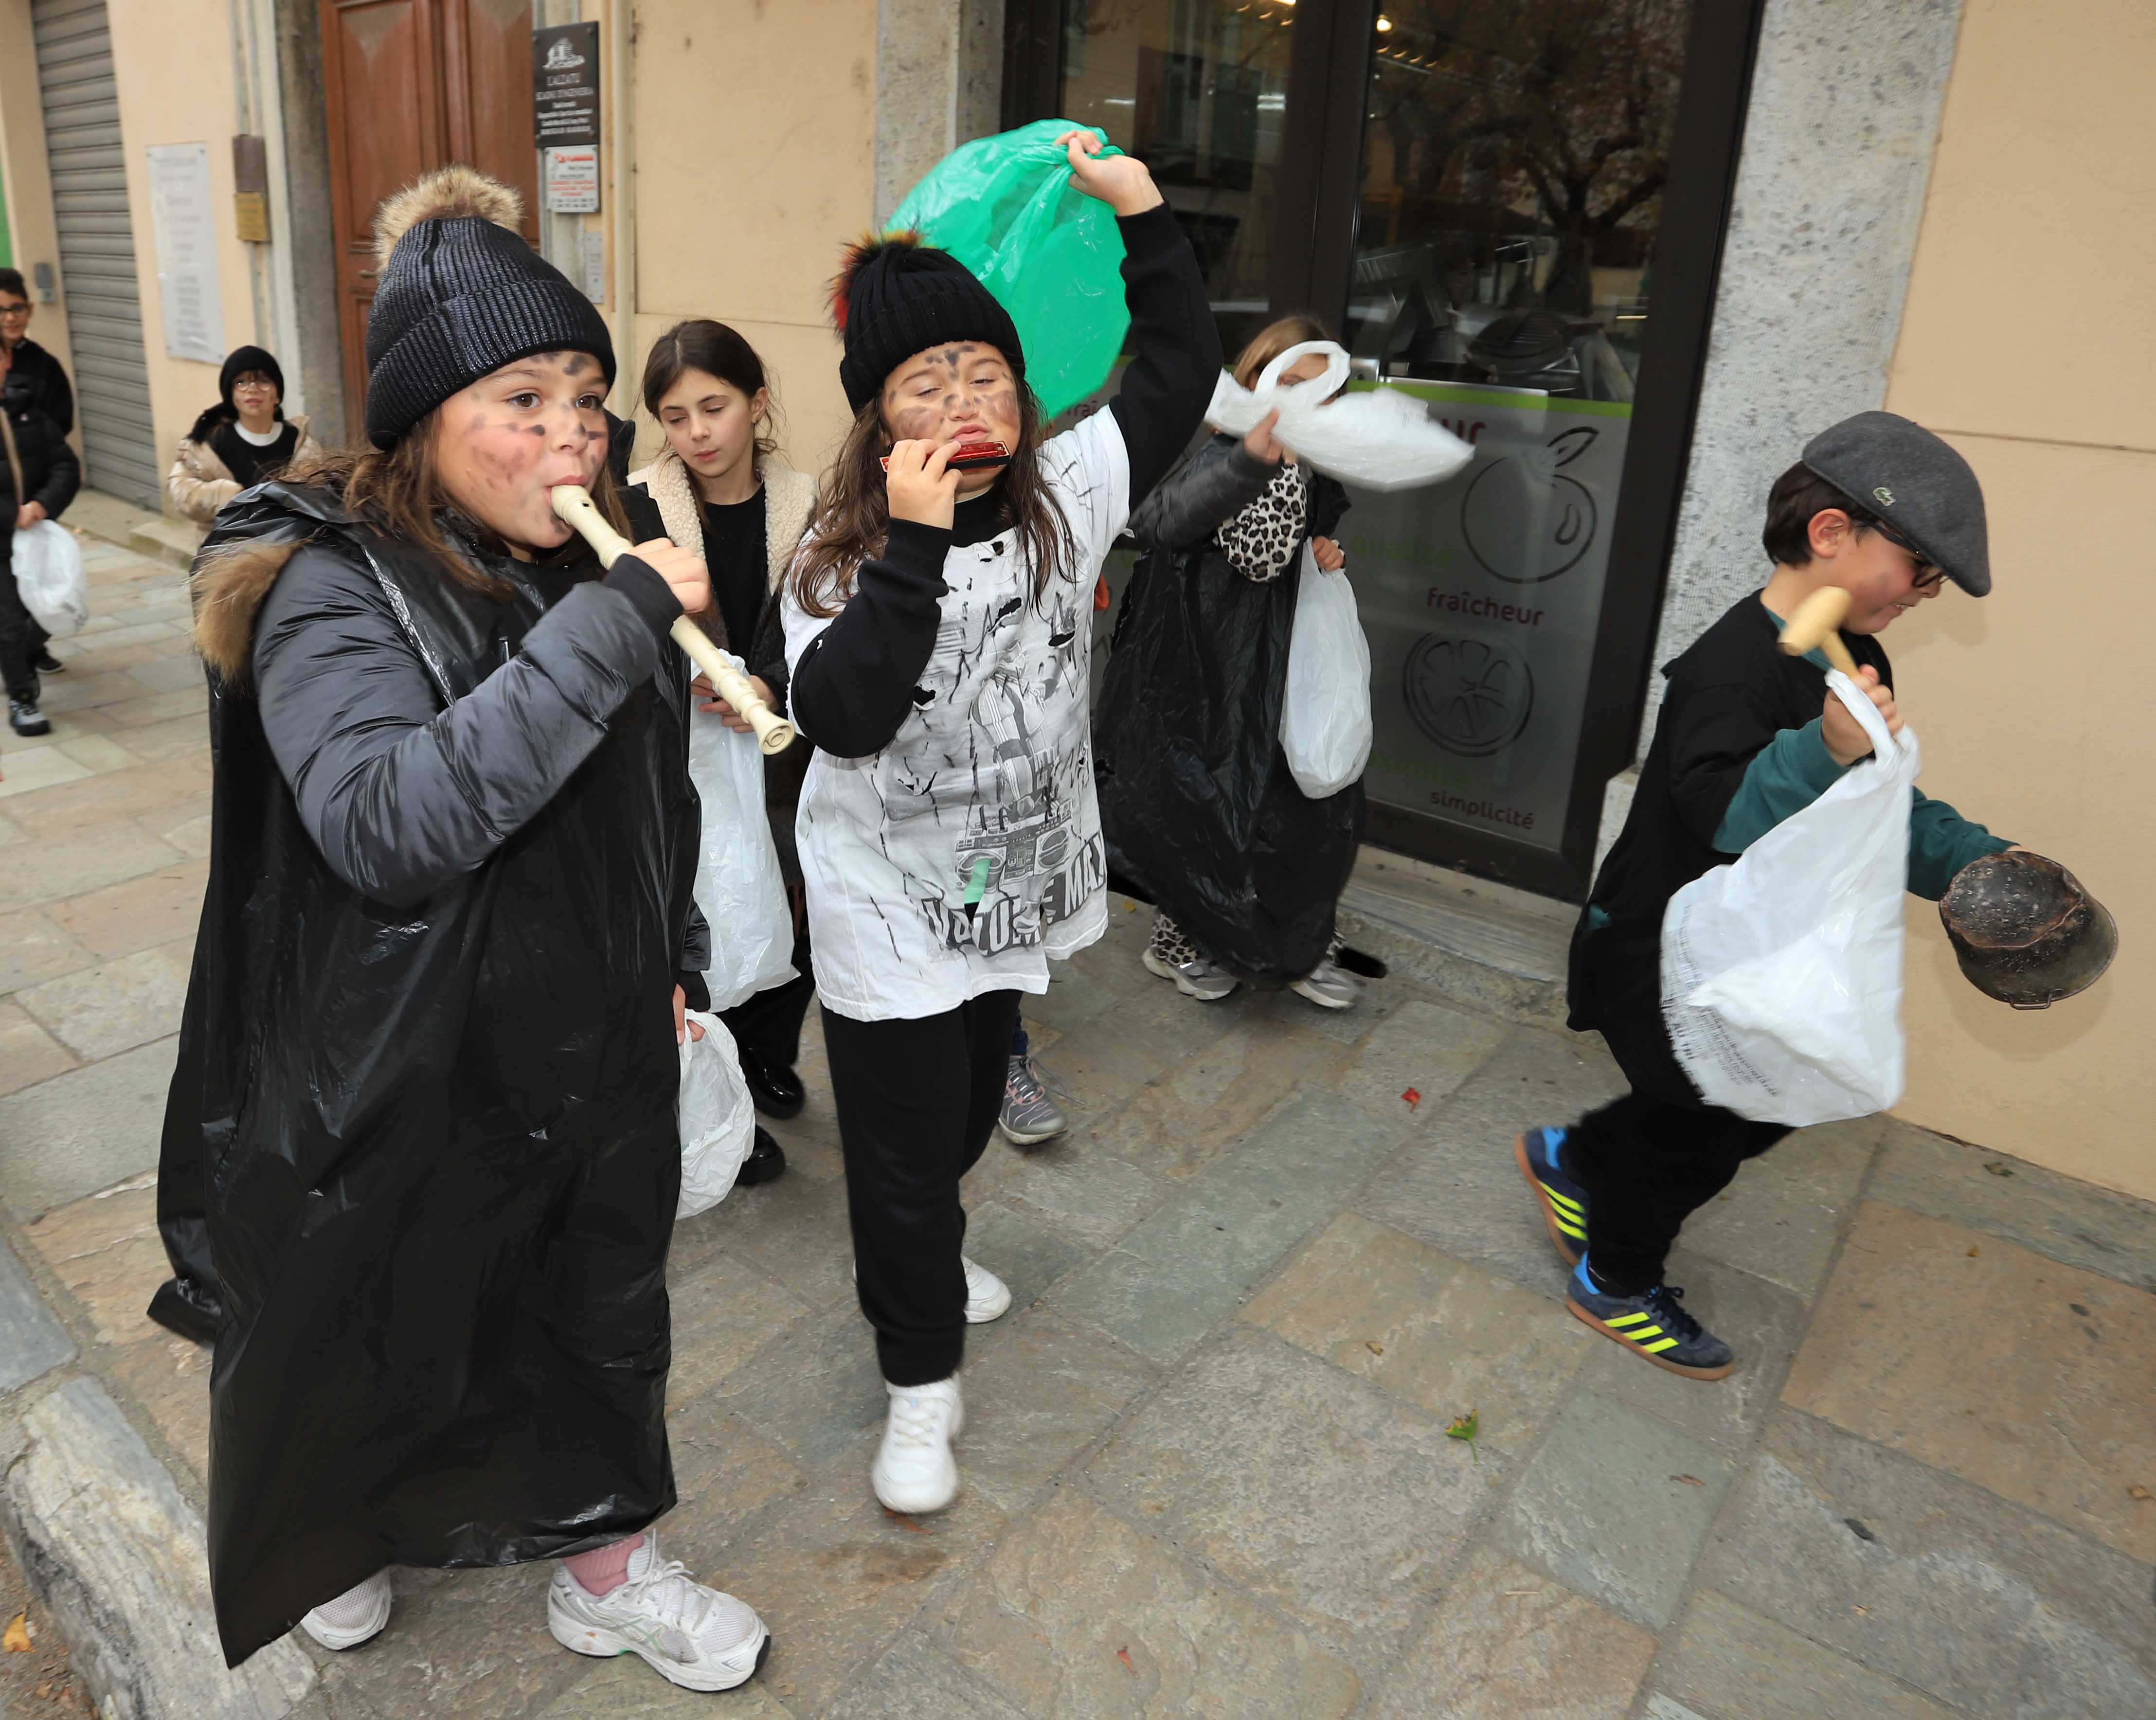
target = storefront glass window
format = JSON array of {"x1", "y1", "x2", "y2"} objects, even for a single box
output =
[
  {"x1": 1343, "y1": 1, "x2": 1694, "y2": 852},
  {"x1": 1059, "y1": 0, "x2": 1296, "y2": 362}
]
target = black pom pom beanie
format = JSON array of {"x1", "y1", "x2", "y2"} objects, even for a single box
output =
[
  {"x1": 363, "y1": 166, "x2": 613, "y2": 449},
  {"x1": 832, "y1": 233, "x2": 1024, "y2": 414}
]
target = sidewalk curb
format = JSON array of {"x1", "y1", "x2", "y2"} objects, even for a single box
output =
[
  {"x1": 0, "y1": 1379, "x2": 314, "y2": 1720},
  {"x1": 65, "y1": 490, "x2": 202, "y2": 573}
]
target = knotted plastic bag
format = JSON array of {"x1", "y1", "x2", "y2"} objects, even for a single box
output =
[
  {"x1": 677, "y1": 1010, "x2": 755, "y2": 1218},
  {"x1": 687, "y1": 651, "x2": 796, "y2": 1012},
  {"x1": 1661, "y1": 673, "x2": 1919, "y2": 1125},
  {"x1": 1206, "y1": 342, "x2": 1474, "y2": 492},
  {"x1": 1279, "y1": 541, "x2": 1373, "y2": 798},
  {"x1": 13, "y1": 520, "x2": 88, "y2": 635},
  {"x1": 890, "y1": 119, "x2": 1130, "y2": 420}
]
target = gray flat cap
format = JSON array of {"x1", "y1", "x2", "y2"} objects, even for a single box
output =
[{"x1": 1800, "y1": 411, "x2": 1990, "y2": 596}]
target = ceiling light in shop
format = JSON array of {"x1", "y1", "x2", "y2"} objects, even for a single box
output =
[{"x1": 1376, "y1": 13, "x2": 1393, "y2": 29}]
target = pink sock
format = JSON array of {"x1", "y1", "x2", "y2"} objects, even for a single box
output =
[{"x1": 562, "y1": 1534, "x2": 639, "y2": 1597}]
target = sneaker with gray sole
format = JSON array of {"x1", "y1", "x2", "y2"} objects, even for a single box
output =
[
  {"x1": 999, "y1": 1053, "x2": 1071, "y2": 1145},
  {"x1": 1141, "y1": 946, "x2": 1239, "y2": 1001},
  {"x1": 548, "y1": 1531, "x2": 770, "y2": 1691},
  {"x1": 1290, "y1": 958, "x2": 1358, "y2": 1010}
]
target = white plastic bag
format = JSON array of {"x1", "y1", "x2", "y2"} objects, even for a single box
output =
[
  {"x1": 677, "y1": 1009, "x2": 756, "y2": 1218},
  {"x1": 1661, "y1": 673, "x2": 1919, "y2": 1125},
  {"x1": 1279, "y1": 541, "x2": 1374, "y2": 798},
  {"x1": 1205, "y1": 341, "x2": 1473, "y2": 492},
  {"x1": 12, "y1": 520, "x2": 88, "y2": 636},
  {"x1": 687, "y1": 651, "x2": 796, "y2": 1012}
]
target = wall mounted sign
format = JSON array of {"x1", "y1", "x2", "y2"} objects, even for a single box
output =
[
  {"x1": 145, "y1": 143, "x2": 223, "y2": 363},
  {"x1": 544, "y1": 144, "x2": 600, "y2": 214},
  {"x1": 533, "y1": 23, "x2": 601, "y2": 148}
]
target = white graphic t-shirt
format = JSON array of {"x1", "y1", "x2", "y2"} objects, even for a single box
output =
[{"x1": 783, "y1": 408, "x2": 1130, "y2": 1021}]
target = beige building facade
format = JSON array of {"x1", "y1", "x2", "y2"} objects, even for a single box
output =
[{"x1": 0, "y1": 0, "x2": 2144, "y2": 1196}]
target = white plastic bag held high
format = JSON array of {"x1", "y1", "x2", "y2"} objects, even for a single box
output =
[
  {"x1": 687, "y1": 648, "x2": 796, "y2": 1012},
  {"x1": 1660, "y1": 672, "x2": 1918, "y2": 1126},
  {"x1": 677, "y1": 1010, "x2": 755, "y2": 1218},
  {"x1": 12, "y1": 520, "x2": 88, "y2": 636},
  {"x1": 1279, "y1": 541, "x2": 1373, "y2": 799},
  {"x1": 1205, "y1": 341, "x2": 1473, "y2": 493}
]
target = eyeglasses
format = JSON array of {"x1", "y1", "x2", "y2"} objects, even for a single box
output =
[
  {"x1": 1874, "y1": 520, "x2": 1946, "y2": 591},
  {"x1": 0, "y1": 304, "x2": 31, "y2": 321}
]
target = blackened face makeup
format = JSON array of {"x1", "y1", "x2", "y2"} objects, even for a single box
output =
[
  {"x1": 431, "y1": 350, "x2": 611, "y2": 558},
  {"x1": 880, "y1": 342, "x2": 1022, "y2": 500}
]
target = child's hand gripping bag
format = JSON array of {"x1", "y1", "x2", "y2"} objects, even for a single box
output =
[
  {"x1": 1278, "y1": 541, "x2": 1373, "y2": 799},
  {"x1": 687, "y1": 649, "x2": 797, "y2": 1012},
  {"x1": 678, "y1": 1010, "x2": 755, "y2": 1219},
  {"x1": 1205, "y1": 342, "x2": 1474, "y2": 492},
  {"x1": 889, "y1": 119, "x2": 1130, "y2": 420},
  {"x1": 1660, "y1": 672, "x2": 1919, "y2": 1126}
]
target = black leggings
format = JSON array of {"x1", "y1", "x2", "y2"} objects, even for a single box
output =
[
  {"x1": 1563, "y1": 1093, "x2": 1791, "y2": 1294},
  {"x1": 720, "y1": 915, "x2": 813, "y2": 1072},
  {"x1": 0, "y1": 531, "x2": 49, "y2": 703},
  {"x1": 820, "y1": 990, "x2": 1022, "y2": 1385}
]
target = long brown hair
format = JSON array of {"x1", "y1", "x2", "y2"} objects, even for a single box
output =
[
  {"x1": 788, "y1": 380, "x2": 1075, "y2": 619},
  {"x1": 1233, "y1": 313, "x2": 1334, "y2": 391},
  {"x1": 641, "y1": 319, "x2": 782, "y2": 463},
  {"x1": 282, "y1": 414, "x2": 632, "y2": 598}
]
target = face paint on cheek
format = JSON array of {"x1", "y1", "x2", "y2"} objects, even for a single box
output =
[{"x1": 891, "y1": 405, "x2": 939, "y2": 441}]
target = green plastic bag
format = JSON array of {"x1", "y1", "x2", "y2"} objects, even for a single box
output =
[{"x1": 890, "y1": 120, "x2": 1131, "y2": 421}]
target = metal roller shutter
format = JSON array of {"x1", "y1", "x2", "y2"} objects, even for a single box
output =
[{"x1": 32, "y1": 0, "x2": 158, "y2": 508}]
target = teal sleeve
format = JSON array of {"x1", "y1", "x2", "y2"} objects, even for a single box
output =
[
  {"x1": 1907, "y1": 789, "x2": 2012, "y2": 900},
  {"x1": 1710, "y1": 718, "x2": 1848, "y2": 854}
]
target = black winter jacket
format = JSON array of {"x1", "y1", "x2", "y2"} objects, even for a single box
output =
[
  {"x1": 0, "y1": 394, "x2": 79, "y2": 520},
  {"x1": 1, "y1": 338, "x2": 74, "y2": 437},
  {"x1": 1095, "y1": 434, "x2": 1362, "y2": 983},
  {"x1": 158, "y1": 481, "x2": 705, "y2": 1665}
]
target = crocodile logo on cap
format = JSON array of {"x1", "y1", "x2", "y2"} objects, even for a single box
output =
[{"x1": 1873, "y1": 486, "x2": 1895, "y2": 506}]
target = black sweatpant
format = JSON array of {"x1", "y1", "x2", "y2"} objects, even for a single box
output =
[
  {"x1": 821, "y1": 989, "x2": 1022, "y2": 1385},
  {"x1": 0, "y1": 527, "x2": 48, "y2": 702},
  {"x1": 1562, "y1": 1094, "x2": 1791, "y2": 1294},
  {"x1": 720, "y1": 916, "x2": 812, "y2": 1073},
  {"x1": 1565, "y1": 915, "x2": 1792, "y2": 1294}
]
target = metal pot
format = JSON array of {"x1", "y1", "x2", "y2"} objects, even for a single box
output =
[{"x1": 1939, "y1": 851, "x2": 2117, "y2": 1009}]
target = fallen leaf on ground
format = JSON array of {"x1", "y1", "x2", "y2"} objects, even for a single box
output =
[
  {"x1": 1446, "y1": 1409, "x2": 1479, "y2": 1464},
  {"x1": 880, "y1": 1509, "x2": 927, "y2": 1533},
  {"x1": 3, "y1": 1612, "x2": 30, "y2": 1652},
  {"x1": 1116, "y1": 1646, "x2": 1134, "y2": 1672},
  {"x1": 1401, "y1": 1088, "x2": 1421, "y2": 1108},
  {"x1": 1365, "y1": 1341, "x2": 1384, "y2": 1355},
  {"x1": 1982, "y1": 1162, "x2": 2014, "y2": 1177},
  {"x1": 1967, "y1": 1247, "x2": 1980, "y2": 1257},
  {"x1": 1670, "y1": 1474, "x2": 1704, "y2": 1487},
  {"x1": 2128, "y1": 1485, "x2": 2151, "y2": 1502}
]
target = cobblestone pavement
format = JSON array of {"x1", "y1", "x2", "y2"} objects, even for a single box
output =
[{"x1": 0, "y1": 530, "x2": 2152, "y2": 1718}]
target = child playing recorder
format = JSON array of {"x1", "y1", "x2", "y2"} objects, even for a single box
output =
[{"x1": 1519, "y1": 412, "x2": 2017, "y2": 1380}]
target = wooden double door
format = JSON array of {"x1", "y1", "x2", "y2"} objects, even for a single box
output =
[{"x1": 319, "y1": 0, "x2": 541, "y2": 425}]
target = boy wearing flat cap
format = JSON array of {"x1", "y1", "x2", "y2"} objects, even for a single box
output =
[{"x1": 1516, "y1": 411, "x2": 2012, "y2": 1380}]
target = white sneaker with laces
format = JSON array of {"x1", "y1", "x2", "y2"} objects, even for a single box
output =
[
  {"x1": 548, "y1": 1531, "x2": 769, "y2": 1692},
  {"x1": 301, "y1": 1569, "x2": 393, "y2": 1650},
  {"x1": 1291, "y1": 958, "x2": 1359, "y2": 1010},
  {"x1": 1142, "y1": 946, "x2": 1239, "y2": 1001},
  {"x1": 872, "y1": 1376, "x2": 964, "y2": 1515},
  {"x1": 852, "y1": 1256, "x2": 1012, "y2": 1324}
]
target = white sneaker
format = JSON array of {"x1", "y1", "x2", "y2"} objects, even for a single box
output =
[
  {"x1": 853, "y1": 1256, "x2": 1012, "y2": 1324},
  {"x1": 1143, "y1": 947, "x2": 1239, "y2": 1001},
  {"x1": 300, "y1": 1569, "x2": 393, "y2": 1650},
  {"x1": 547, "y1": 1531, "x2": 769, "y2": 1692},
  {"x1": 1291, "y1": 958, "x2": 1359, "y2": 1010},
  {"x1": 872, "y1": 1376, "x2": 964, "y2": 1515},
  {"x1": 963, "y1": 1255, "x2": 1012, "y2": 1323}
]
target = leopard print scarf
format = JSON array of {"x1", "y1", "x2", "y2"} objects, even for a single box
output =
[{"x1": 1214, "y1": 459, "x2": 1308, "y2": 583}]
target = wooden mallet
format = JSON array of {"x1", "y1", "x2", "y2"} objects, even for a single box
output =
[
  {"x1": 550, "y1": 484, "x2": 796, "y2": 755},
  {"x1": 1776, "y1": 586, "x2": 1863, "y2": 680}
]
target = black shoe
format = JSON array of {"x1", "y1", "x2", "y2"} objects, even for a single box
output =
[
  {"x1": 736, "y1": 1126, "x2": 787, "y2": 1186},
  {"x1": 738, "y1": 1049, "x2": 805, "y2": 1120},
  {"x1": 147, "y1": 1275, "x2": 224, "y2": 1347},
  {"x1": 30, "y1": 650, "x2": 64, "y2": 675},
  {"x1": 8, "y1": 698, "x2": 50, "y2": 737}
]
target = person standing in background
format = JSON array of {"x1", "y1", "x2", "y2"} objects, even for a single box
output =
[
  {"x1": 0, "y1": 269, "x2": 74, "y2": 437},
  {"x1": 169, "y1": 347, "x2": 323, "y2": 526},
  {"x1": 0, "y1": 338, "x2": 81, "y2": 735}
]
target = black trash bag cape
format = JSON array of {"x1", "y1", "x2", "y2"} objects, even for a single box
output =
[
  {"x1": 156, "y1": 479, "x2": 700, "y2": 1666},
  {"x1": 1094, "y1": 433, "x2": 1364, "y2": 984}
]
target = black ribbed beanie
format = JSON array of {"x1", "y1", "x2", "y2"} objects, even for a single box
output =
[
  {"x1": 218, "y1": 346, "x2": 284, "y2": 415},
  {"x1": 832, "y1": 232, "x2": 1024, "y2": 413},
  {"x1": 364, "y1": 166, "x2": 613, "y2": 449}
]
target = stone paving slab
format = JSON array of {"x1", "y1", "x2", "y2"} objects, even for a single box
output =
[
  {"x1": 1783, "y1": 1201, "x2": 2156, "y2": 1564},
  {"x1": 1699, "y1": 1409, "x2": 2156, "y2": 1720},
  {"x1": 1649, "y1": 1587, "x2": 1962, "y2": 1720},
  {"x1": 0, "y1": 1236, "x2": 72, "y2": 1394},
  {"x1": 0, "y1": 1038, "x2": 178, "y2": 1219}
]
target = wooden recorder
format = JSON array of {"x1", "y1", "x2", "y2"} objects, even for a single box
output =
[{"x1": 549, "y1": 484, "x2": 797, "y2": 756}]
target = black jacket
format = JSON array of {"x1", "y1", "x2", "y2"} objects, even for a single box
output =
[
  {"x1": 2, "y1": 338, "x2": 73, "y2": 437},
  {"x1": 156, "y1": 480, "x2": 704, "y2": 1665},
  {"x1": 1095, "y1": 434, "x2": 1361, "y2": 983},
  {"x1": 0, "y1": 394, "x2": 79, "y2": 519}
]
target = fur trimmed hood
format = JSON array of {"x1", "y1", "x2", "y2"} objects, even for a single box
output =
[
  {"x1": 625, "y1": 449, "x2": 817, "y2": 596},
  {"x1": 188, "y1": 481, "x2": 360, "y2": 685}
]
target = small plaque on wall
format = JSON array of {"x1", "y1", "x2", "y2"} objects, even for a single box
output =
[{"x1": 544, "y1": 145, "x2": 600, "y2": 215}]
